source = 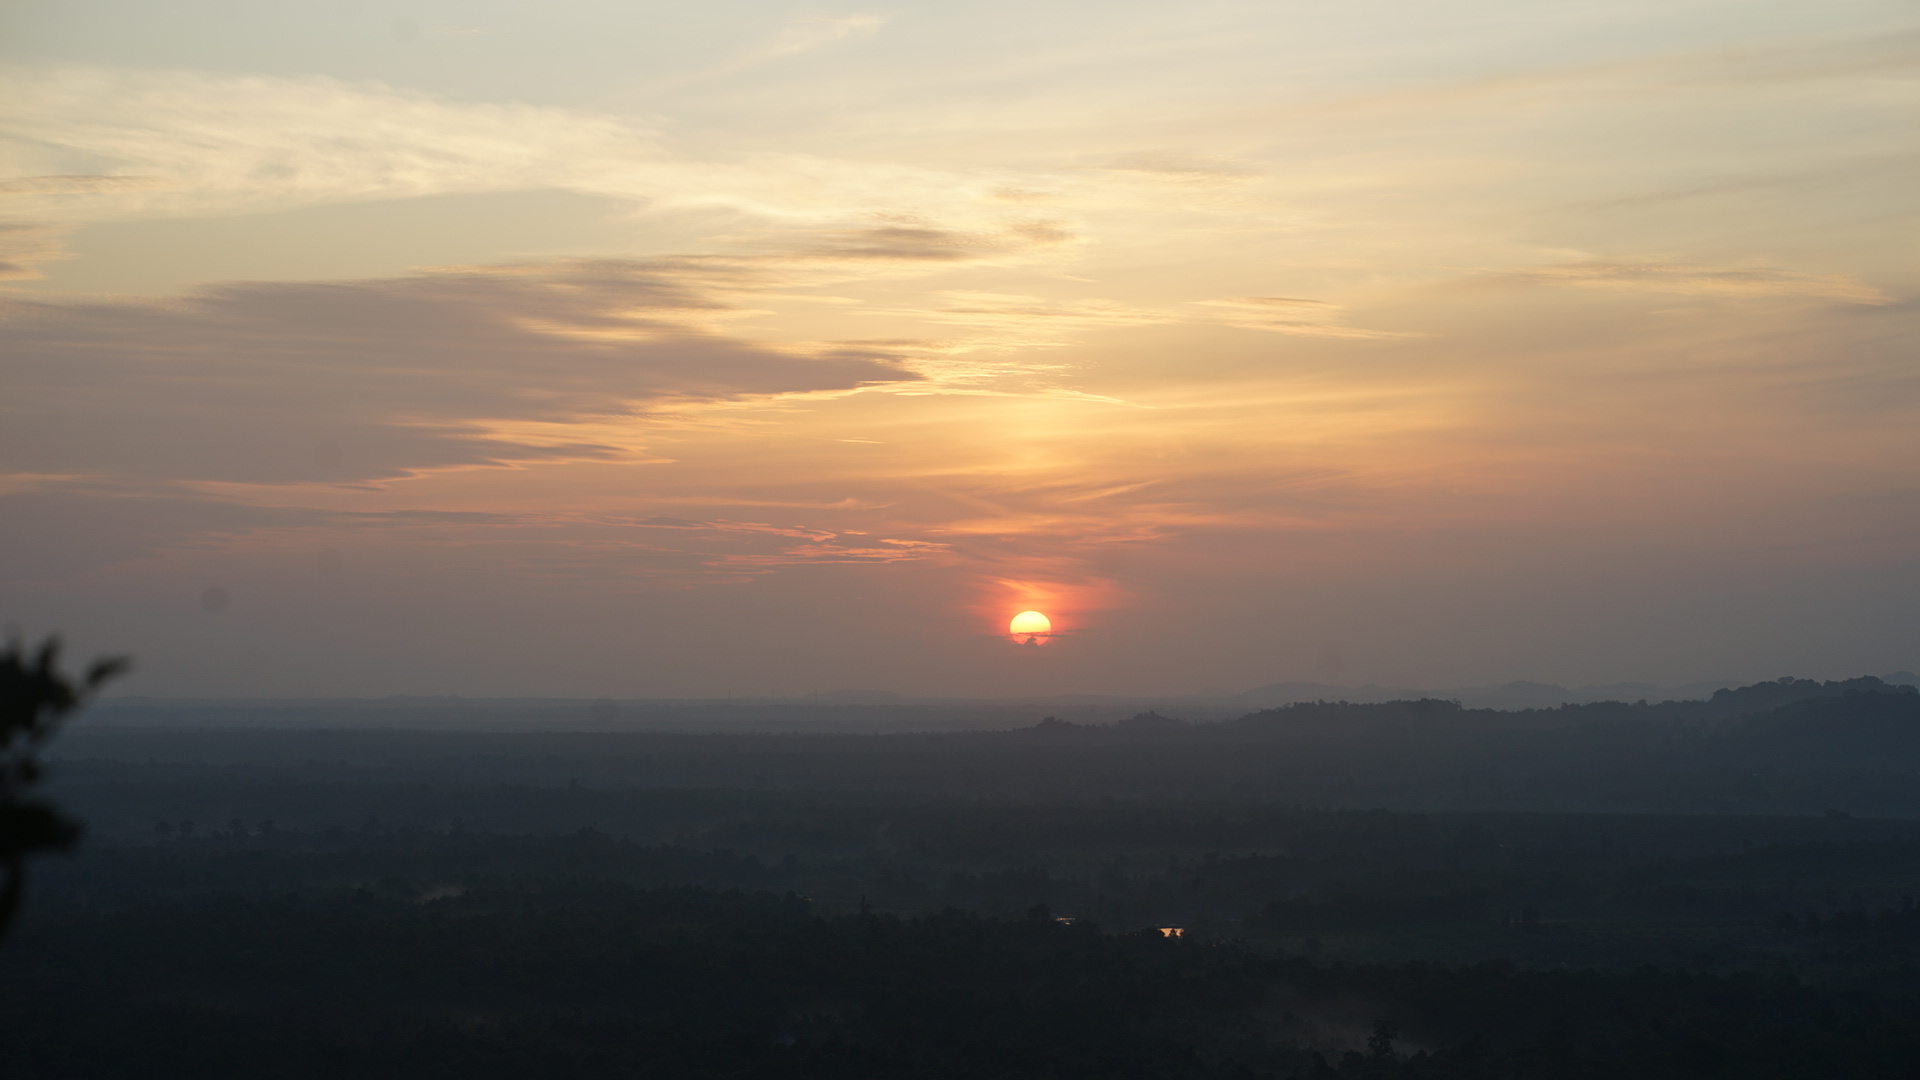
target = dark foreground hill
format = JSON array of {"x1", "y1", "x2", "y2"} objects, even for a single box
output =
[
  {"x1": 10, "y1": 875, "x2": 1920, "y2": 1080},
  {"x1": 10, "y1": 676, "x2": 1920, "y2": 1078}
]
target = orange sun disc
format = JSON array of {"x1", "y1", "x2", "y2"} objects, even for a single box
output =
[{"x1": 1008, "y1": 611, "x2": 1052, "y2": 636}]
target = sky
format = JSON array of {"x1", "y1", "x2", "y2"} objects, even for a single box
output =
[{"x1": 2, "y1": 0, "x2": 1916, "y2": 698}]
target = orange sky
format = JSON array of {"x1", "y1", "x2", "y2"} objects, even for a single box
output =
[{"x1": 3, "y1": 2, "x2": 1917, "y2": 696}]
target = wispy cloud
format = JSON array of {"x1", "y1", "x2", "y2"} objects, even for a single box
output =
[
  {"x1": 0, "y1": 260, "x2": 919, "y2": 486},
  {"x1": 0, "y1": 68, "x2": 652, "y2": 220},
  {"x1": 1489, "y1": 259, "x2": 1891, "y2": 303},
  {"x1": 1193, "y1": 297, "x2": 1420, "y2": 338},
  {"x1": 739, "y1": 217, "x2": 1077, "y2": 264},
  {"x1": 893, "y1": 291, "x2": 1178, "y2": 350},
  {"x1": 0, "y1": 65, "x2": 1037, "y2": 236},
  {"x1": 0, "y1": 175, "x2": 162, "y2": 195},
  {"x1": 721, "y1": 14, "x2": 888, "y2": 73},
  {"x1": 0, "y1": 223, "x2": 68, "y2": 279},
  {"x1": 1083, "y1": 151, "x2": 1256, "y2": 184}
]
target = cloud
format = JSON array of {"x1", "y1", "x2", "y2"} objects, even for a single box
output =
[
  {"x1": 772, "y1": 218, "x2": 1076, "y2": 262},
  {"x1": 1491, "y1": 259, "x2": 1891, "y2": 302},
  {"x1": 621, "y1": 516, "x2": 838, "y2": 542},
  {"x1": 649, "y1": 13, "x2": 892, "y2": 87},
  {"x1": 1085, "y1": 151, "x2": 1255, "y2": 184},
  {"x1": 737, "y1": 15, "x2": 887, "y2": 67},
  {"x1": 399, "y1": 512, "x2": 951, "y2": 581},
  {"x1": 930, "y1": 291, "x2": 1169, "y2": 325},
  {"x1": 0, "y1": 66, "x2": 1056, "y2": 239},
  {"x1": 0, "y1": 485, "x2": 311, "y2": 581},
  {"x1": 0, "y1": 260, "x2": 920, "y2": 486},
  {"x1": 1194, "y1": 296, "x2": 1420, "y2": 338},
  {"x1": 0, "y1": 477, "x2": 951, "y2": 583},
  {"x1": 0, "y1": 222, "x2": 68, "y2": 279},
  {"x1": 708, "y1": 535, "x2": 949, "y2": 571},
  {"x1": 0, "y1": 174, "x2": 163, "y2": 195},
  {"x1": 0, "y1": 67, "x2": 654, "y2": 221}
]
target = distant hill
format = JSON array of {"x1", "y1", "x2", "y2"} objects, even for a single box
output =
[
  {"x1": 55, "y1": 674, "x2": 1920, "y2": 819},
  {"x1": 1215, "y1": 676, "x2": 1917, "y2": 738},
  {"x1": 1235, "y1": 677, "x2": 1748, "y2": 710},
  {"x1": 87, "y1": 672, "x2": 1917, "y2": 734}
]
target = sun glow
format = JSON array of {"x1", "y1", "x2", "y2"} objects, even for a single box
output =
[{"x1": 1009, "y1": 610, "x2": 1052, "y2": 638}]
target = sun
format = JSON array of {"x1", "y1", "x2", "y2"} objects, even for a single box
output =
[{"x1": 1009, "y1": 610, "x2": 1052, "y2": 637}]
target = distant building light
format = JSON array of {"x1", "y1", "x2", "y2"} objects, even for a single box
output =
[
  {"x1": 1157, "y1": 926, "x2": 1185, "y2": 938},
  {"x1": 1053, "y1": 916, "x2": 1077, "y2": 926}
]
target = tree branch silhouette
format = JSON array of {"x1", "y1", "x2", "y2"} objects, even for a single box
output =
[{"x1": 0, "y1": 637, "x2": 127, "y2": 937}]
